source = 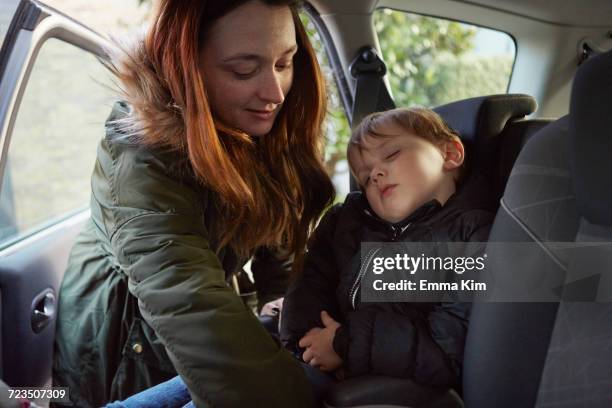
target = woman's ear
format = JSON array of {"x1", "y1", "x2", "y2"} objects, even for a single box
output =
[{"x1": 442, "y1": 139, "x2": 465, "y2": 170}]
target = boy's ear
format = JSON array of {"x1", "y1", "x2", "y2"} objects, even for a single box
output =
[{"x1": 442, "y1": 139, "x2": 465, "y2": 170}]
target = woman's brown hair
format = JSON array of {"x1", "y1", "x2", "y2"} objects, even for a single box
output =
[{"x1": 112, "y1": 0, "x2": 334, "y2": 265}]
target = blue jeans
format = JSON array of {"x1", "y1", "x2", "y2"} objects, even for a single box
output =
[
  {"x1": 105, "y1": 376, "x2": 194, "y2": 408},
  {"x1": 105, "y1": 363, "x2": 334, "y2": 408}
]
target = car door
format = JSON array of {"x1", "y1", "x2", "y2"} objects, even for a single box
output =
[{"x1": 0, "y1": 0, "x2": 113, "y2": 388}]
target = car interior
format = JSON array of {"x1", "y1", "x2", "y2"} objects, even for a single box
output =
[{"x1": 0, "y1": 0, "x2": 611, "y2": 407}]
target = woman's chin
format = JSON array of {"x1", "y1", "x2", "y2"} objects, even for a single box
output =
[{"x1": 244, "y1": 123, "x2": 274, "y2": 137}]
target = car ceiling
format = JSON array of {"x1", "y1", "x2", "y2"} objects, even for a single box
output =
[{"x1": 312, "y1": 0, "x2": 612, "y2": 28}]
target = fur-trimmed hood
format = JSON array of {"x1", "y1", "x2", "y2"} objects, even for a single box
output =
[{"x1": 104, "y1": 38, "x2": 185, "y2": 149}]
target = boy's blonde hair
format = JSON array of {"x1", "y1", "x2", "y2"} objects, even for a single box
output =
[{"x1": 348, "y1": 107, "x2": 466, "y2": 184}]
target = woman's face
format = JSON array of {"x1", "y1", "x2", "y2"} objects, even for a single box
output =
[{"x1": 200, "y1": 1, "x2": 297, "y2": 137}]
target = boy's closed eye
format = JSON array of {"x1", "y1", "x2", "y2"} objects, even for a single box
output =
[{"x1": 384, "y1": 149, "x2": 400, "y2": 160}]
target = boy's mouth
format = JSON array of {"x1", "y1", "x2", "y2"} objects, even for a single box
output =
[{"x1": 380, "y1": 184, "x2": 397, "y2": 198}]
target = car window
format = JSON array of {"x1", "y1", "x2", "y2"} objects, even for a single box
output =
[
  {"x1": 374, "y1": 8, "x2": 516, "y2": 107},
  {"x1": 42, "y1": 0, "x2": 150, "y2": 38},
  {"x1": 0, "y1": 0, "x2": 20, "y2": 47},
  {"x1": 301, "y1": 13, "x2": 351, "y2": 199},
  {"x1": 0, "y1": 38, "x2": 114, "y2": 245}
]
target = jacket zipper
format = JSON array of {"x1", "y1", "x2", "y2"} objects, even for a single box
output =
[
  {"x1": 391, "y1": 225, "x2": 401, "y2": 241},
  {"x1": 390, "y1": 222, "x2": 412, "y2": 241},
  {"x1": 348, "y1": 222, "x2": 411, "y2": 309},
  {"x1": 349, "y1": 247, "x2": 380, "y2": 309}
]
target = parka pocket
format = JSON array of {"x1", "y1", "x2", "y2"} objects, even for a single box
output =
[
  {"x1": 110, "y1": 318, "x2": 177, "y2": 401},
  {"x1": 122, "y1": 317, "x2": 176, "y2": 372}
]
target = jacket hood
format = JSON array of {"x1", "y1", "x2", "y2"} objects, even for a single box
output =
[{"x1": 104, "y1": 38, "x2": 185, "y2": 148}]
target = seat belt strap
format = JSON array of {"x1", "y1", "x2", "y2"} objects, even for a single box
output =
[
  {"x1": 349, "y1": 46, "x2": 395, "y2": 127},
  {"x1": 348, "y1": 47, "x2": 395, "y2": 191}
]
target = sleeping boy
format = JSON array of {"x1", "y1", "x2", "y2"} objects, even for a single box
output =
[{"x1": 280, "y1": 107, "x2": 494, "y2": 391}]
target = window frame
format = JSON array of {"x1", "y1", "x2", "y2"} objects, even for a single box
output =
[
  {"x1": 0, "y1": 1, "x2": 109, "y2": 249},
  {"x1": 302, "y1": 2, "x2": 353, "y2": 119}
]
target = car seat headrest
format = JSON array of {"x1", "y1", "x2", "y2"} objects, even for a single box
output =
[
  {"x1": 434, "y1": 94, "x2": 536, "y2": 171},
  {"x1": 433, "y1": 94, "x2": 537, "y2": 207},
  {"x1": 569, "y1": 49, "x2": 612, "y2": 226}
]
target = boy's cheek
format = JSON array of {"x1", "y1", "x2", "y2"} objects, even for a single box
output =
[{"x1": 365, "y1": 189, "x2": 380, "y2": 209}]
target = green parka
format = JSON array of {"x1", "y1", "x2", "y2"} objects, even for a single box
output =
[{"x1": 52, "y1": 41, "x2": 316, "y2": 408}]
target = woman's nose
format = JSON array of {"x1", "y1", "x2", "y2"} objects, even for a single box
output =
[{"x1": 258, "y1": 71, "x2": 286, "y2": 105}]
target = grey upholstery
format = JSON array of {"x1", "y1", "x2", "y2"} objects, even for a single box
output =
[
  {"x1": 324, "y1": 376, "x2": 463, "y2": 408},
  {"x1": 570, "y1": 45, "x2": 612, "y2": 226},
  {"x1": 496, "y1": 118, "x2": 553, "y2": 194},
  {"x1": 463, "y1": 50, "x2": 612, "y2": 407},
  {"x1": 462, "y1": 117, "x2": 575, "y2": 407}
]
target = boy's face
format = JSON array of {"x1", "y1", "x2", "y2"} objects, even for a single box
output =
[{"x1": 349, "y1": 123, "x2": 463, "y2": 224}]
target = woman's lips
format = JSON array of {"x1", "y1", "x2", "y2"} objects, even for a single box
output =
[
  {"x1": 381, "y1": 184, "x2": 397, "y2": 198},
  {"x1": 247, "y1": 109, "x2": 275, "y2": 121}
]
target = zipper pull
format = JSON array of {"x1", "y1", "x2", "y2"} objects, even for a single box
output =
[
  {"x1": 390, "y1": 222, "x2": 411, "y2": 241},
  {"x1": 391, "y1": 225, "x2": 401, "y2": 241}
]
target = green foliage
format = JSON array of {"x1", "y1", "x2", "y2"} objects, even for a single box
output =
[
  {"x1": 428, "y1": 54, "x2": 513, "y2": 102},
  {"x1": 374, "y1": 9, "x2": 512, "y2": 107}
]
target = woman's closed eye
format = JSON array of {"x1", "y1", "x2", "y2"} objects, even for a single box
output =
[
  {"x1": 232, "y1": 68, "x2": 258, "y2": 79},
  {"x1": 225, "y1": 62, "x2": 259, "y2": 79},
  {"x1": 230, "y1": 61, "x2": 291, "y2": 79}
]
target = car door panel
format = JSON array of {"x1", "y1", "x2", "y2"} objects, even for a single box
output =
[
  {"x1": 0, "y1": 212, "x2": 87, "y2": 385},
  {"x1": 0, "y1": 0, "x2": 109, "y2": 387}
]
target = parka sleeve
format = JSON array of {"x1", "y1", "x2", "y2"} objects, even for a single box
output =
[
  {"x1": 99, "y1": 140, "x2": 316, "y2": 408},
  {"x1": 250, "y1": 247, "x2": 292, "y2": 312},
  {"x1": 279, "y1": 204, "x2": 344, "y2": 357}
]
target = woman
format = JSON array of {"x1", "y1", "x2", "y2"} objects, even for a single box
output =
[{"x1": 52, "y1": 1, "x2": 335, "y2": 407}]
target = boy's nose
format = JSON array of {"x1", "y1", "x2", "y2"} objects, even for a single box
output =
[{"x1": 370, "y1": 167, "x2": 385, "y2": 183}]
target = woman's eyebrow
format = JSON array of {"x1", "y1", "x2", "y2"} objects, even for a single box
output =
[
  {"x1": 222, "y1": 45, "x2": 298, "y2": 63},
  {"x1": 283, "y1": 45, "x2": 299, "y2": 55},
  {"x1": 222, "y1": 54, "x2": 260, "y2": 63}
]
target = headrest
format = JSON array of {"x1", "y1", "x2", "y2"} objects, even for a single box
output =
[
  {"x1": 434, "y1": 93, "x2": 536, "y2": 156},
  {"x1": 433, "y1": 94, "x2": 537, "y2": 201},
  {"x1": 569, "y1": 49, "x2": 612, "y2": 226},
  {"x1": 434, "y1": 94, "x2": 538, "y2": 168}
]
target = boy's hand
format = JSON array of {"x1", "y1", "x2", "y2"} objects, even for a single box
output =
[{"x1": 299, "y1": 311, "x2": 343, "y2": 372}]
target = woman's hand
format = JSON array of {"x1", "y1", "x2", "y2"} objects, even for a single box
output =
[
  {"x1": 298, "y1": 311, "x2": 343, "y2": 372},
  {"x1": 260, "y1": 297, "x2": 284, "y2": 317}
]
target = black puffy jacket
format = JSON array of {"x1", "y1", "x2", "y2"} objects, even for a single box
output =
[{"x1": 280, "y1": 179, "x2": 494, "y2": 389}]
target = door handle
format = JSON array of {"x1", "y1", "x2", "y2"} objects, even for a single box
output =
[{"x1": 31, "y1": 289, "x2": 56, "y2": 333}]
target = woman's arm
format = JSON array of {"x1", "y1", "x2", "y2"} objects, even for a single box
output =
[
  {"x1": 251, "y1": 247, "x2": 292, "y2": 312},
  {"x1": 99, "y1": 139, "x2": 316, "y2": 408},
  {"x1": 280, "y1": 204, "x2": 344, "y2": 358}
]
